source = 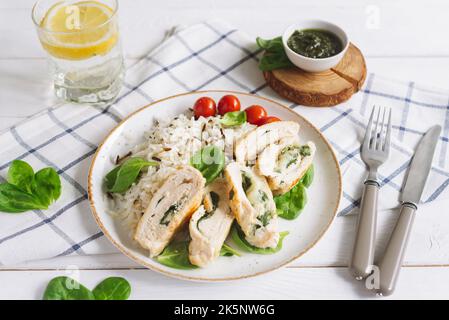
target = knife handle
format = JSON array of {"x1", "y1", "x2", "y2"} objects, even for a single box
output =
[
  {"x1": 377, "y1": 203, "x2": 417, "y2": 296},
  {"x1": 349, "y1": 180, "x2": 378, "y2": 280}
]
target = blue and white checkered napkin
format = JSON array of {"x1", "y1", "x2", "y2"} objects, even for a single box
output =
[{"x1": 1, "y1": 20, "x2": 448, "y2": 265}]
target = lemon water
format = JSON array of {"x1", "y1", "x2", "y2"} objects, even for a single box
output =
[
  {"x1": 34, "y1": 0, "x2": 124, "y2": 105},
  {"x1": 49, "y1": 43, "x2": 124, "y2": 104}
]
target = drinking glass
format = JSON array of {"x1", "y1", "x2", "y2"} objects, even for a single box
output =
[{"x1": 32, "y1": 0, "x2": 124, "y2": 105}]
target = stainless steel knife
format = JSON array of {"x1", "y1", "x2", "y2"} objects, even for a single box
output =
[{"x1": 377, "y1": 125, "x2": 442, "y2": 296}]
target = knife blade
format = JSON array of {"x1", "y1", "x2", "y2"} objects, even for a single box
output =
[
  {"x1": 400, "y1": 125, "x2": 442, "y2": 204},
  {"x1": 377, "y1": 124, "x2": 441, "y2": 296}
]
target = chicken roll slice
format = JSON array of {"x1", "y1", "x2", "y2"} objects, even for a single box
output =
[
  {"x1": 235, "y1": 121, "x2": 299, "y2": 164},
  {"x1": 224, "y1": 162, "x2": 279, "y2": 248},
  {"x1": 134, "y1": 165, "x2": 205, "y2": 257},
  {"x1": 256, "y1": 138, "x2": 316, "y2": 195},
  {"x1": 189, "y1": 178, "x2": 234, "y2": 267}
]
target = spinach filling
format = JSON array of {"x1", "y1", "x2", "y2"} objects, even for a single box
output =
[
  {"x1": 257, "y1": 210, "x2": 272, "y2": 227},
  {"x1": 196, "y1": 191, "x2": 220, "y2": 231},
  {"x1": 159, "y1": 195, "x2": 187, "y2": 226},
  {"x1": 229, "y1": 189, "x2": 234, "y2": 200},
  {"x1": 299, "y1": 145, "x2": 311, "y2": 157},
  {"x1": 210, "y1": 191, "x2": 220, "y2": 211},
  {"x1": 241, "y1": 171, "x2": 253, "y2": 192},
  {"x1": 277, "y1": 144, "x2": 311, "y2": 171},
  {"x1": 278, "y1": 145, "x2": 301, "y2": 170},
  {"x1": 241, "y1": 171, "x2": 274, "y2": 230},
  {"x1": 258, "y1": 189, "x2": 268, "y2": 202}
]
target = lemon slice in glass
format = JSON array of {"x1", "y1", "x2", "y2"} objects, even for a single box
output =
[{"x1": 39, "y1": 1, "x2": 118, "y2": 60}]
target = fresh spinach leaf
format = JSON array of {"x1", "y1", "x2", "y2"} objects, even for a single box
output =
[
  {"x1": 31, "y1": 168, "x2": 61, "y2": 207},
  {"x1": 274, "y1": 181, "x2": 307, "y2": 220},
  {"x1": 256, "y1": 36, "x2": 294, "y2": 71},
  {"x1": 93, "y1": 277, "x2": 131, "y2": 300},
  {"x1": 230, "y1": 223, "x2": 289, "y2": 254},
  {"x1": 301, "y1": 165, "x2": 314, "y2": 188},
  {"x1": 256, "y1": 36, "x2": 284, "y2": 50},
  {"x1": 0, "y1": 183, "x2": 46, "y2": 213},
  {"x1": 259, "y1": 51, "x2": 295, "y2": 71},
  {"x1": 190, "y1": 146, "x2": 225, "y2": 184},
  {"x1": 43, "y1": 276, "x2": 95, "y2": 300},
  {"x1": 156, "y1": 240, "x2": 240, "y2": 269},
  {"x1": 220, "y1": 111, "x2": 246, "y2": 127},
  {"x1": 7, "y1": 160, "x2": 34, "y2": 193},
  {"x1": 105, "y1": 157, "x2": 158, "y2": 193},
  {"x1": 156, "y1": 241, "x2": 198, "y2": 270},
  {"x1": 220, "y1": 243, "x2": 241, "y2": 257},
  {"x1": 0, "y1": 161, "x2": 62, "y2": 214}
]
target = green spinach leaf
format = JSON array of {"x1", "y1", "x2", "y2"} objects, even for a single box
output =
[
  {"x1": 105, "y1": 157, "x2": 158, "y2": 193},
  {"x1": 31, "y1": 168, "x2": 61, "y2": 207},
  {"x1": 156, "y1": 241, "x2": 240, "y2": 270},
  {"x1": 0, "y1": 183, "x2": 46, "y2": 213},
  {"x1": 256, "y1": 36, "x2": 284, "y2": 50},
  {"x1": 220, "y1": 243, "x2": 241, "y2": 257},
  {"x1": 220, "y1": 111, "x2": 246, "y2": 127},
  {"x1": 301, "y1": 165, "x2": 314, "y2": 188},
  {"x1": 256, "y1": 36, "x2": 294, "y2": 71},
  {"x1": 92, "y1": 277, "x2": 131, "y2": 300},
  {"x1": 43, "y1": 276, "x2": 95, "y2": 300},
  {"x1": 190, "y1": 146, "x2": 225, "y2": 184},
  {"x1": 7, "y1": 160, "x2": 34, "y2": 193},
  {"x1": 230, "y1": 223, "x2": 289, "y2": 254},
  {"x1": 156, "y1": 241, "x2": 198, "y2": 270},
  {"x1": 0, "y1": 161, "x2": 62, "y2": 214},
  {"x1": 274, "y1": 181, "x2": 307, "y2": 220}
]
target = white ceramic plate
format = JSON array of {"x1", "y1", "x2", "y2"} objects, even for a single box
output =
[{"x1": 88, "y1": 91, "x2": 342, "y2": 281}]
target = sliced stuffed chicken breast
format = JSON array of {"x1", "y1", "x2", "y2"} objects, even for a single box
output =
[
  {"x1": 189, "y1": 178, "x2": 234, "y2": 267},
  {"x1": 134, "y1": 165, "x2": 205, "y2": 257},
  {"x1": 235, "y1": 121, "x2": 299, "y2": 164},
  {"x1": 224, "y1": 162, "x2": 279, "y2": 248},
  {"x1": 256, "y1": 138, "x2": 316, "y2": 195}
]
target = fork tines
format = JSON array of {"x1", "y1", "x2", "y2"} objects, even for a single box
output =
[{"x1": 363, "y1": 106, "x2": 392, "y2": 153}]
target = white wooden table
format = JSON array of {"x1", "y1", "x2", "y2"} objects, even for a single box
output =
[{"x1": 1, "y1": 0, "x2": 449, "y2": 300}]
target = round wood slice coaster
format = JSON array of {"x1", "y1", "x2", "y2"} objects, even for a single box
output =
[{"x1": 264, "y1": 43, "x2": 367, "y2": 107}]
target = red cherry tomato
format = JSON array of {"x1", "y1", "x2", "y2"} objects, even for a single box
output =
[
  {"x1": 245, "y1": 105, "x2": 267, "y2": 125},
  {"x1": 193, "y1": 97, "x2": 216, "y2": 118},
  {"x1": 256, "y1": 116, "x2": 281, "y2": 126},
  {"x1": 217, "y1": 95, "x2": 241, "y2": 115}
]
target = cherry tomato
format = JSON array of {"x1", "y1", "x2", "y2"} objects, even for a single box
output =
[
  {"x1": 193, "y1": 97, "x2": 216, "y2": 118},
  {"x1": 217, "y1": 95, "x2": 241, "y2": 115},
  {"x1": 245, "y1": 105, "x2": 267, "y2": 125},
  {"x1": 256, "y1": 116, "x2": 281, "y2": 126}
]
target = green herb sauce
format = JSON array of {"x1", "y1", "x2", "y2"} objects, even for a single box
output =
[{"x1": 287, "y1": 29, "x2": 343, "y2": 59}]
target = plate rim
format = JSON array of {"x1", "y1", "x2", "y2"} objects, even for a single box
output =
[{"x1": 88, "y1": 90, "x2": 342, "y2": 282}]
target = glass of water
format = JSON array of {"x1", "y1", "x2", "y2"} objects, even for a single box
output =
[{"x1": 32, "y1": 0, "x2": 124, "y2": 105}]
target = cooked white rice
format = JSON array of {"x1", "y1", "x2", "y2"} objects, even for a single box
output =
[{"x1": 107, "y1": 111, "x2": 256, "y2": 235}]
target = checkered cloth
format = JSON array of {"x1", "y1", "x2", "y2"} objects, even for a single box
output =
[{"x1": 1, "y1": 20, "x2": 448, "y2": 265}]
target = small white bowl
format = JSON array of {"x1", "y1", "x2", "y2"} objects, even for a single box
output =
[{"x1": 282, "y1": 20, "x2": 349, "y2": 73}]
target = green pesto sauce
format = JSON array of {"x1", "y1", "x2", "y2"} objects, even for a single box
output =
[{"x1": 287, "y1": 29, "x2": 343, "y2": 59}]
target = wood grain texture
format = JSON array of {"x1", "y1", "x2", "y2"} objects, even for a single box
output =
[
  {"x1": 264, "y1": 44, "x2": 366, "y2": 107},
  {"x1": 2, "y1": 267, "x2": 449, "y2": 300}
]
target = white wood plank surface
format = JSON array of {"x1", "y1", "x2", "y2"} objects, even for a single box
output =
[
  {"x1": 1, "y1": 0, "x2": 449, "y2": 300},
  {"x1": 2, "y1": 266, "x2": 449, "y2": 300}
]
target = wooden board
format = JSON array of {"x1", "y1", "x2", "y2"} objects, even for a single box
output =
[{"x1": 264, "y1": 43, "x2": 367, "y2": 107}]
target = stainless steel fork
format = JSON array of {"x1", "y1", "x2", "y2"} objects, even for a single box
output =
[{"x1": 349, "y1": 106, "x2": 392, "y2": 280}]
